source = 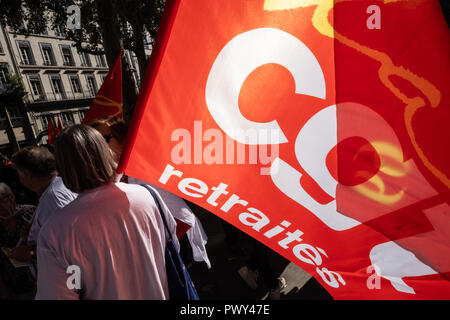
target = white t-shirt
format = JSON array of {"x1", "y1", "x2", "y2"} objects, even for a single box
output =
[
  {"x1": 27, "y1": 176, "x2": 77, "y2": 246},
  {"x1": 35, "y1": 182, "x2": 173, "y2": 300}
]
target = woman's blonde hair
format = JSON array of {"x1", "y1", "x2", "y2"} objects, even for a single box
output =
[{"x1": 54, "y1": 125, "x2": 117, "y2": 193}]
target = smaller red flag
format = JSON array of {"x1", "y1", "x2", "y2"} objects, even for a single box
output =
[
  {"x1": 47, "y1": 116, "x2": 56, "y2": 145},
  {"x1": 56, "y1": 116, "x2": 63, "y2": 135},
  {"x1": 82, "y1": 51, "x2": 123, "y2": 125}
]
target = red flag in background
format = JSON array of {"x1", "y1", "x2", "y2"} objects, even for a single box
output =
[
  {"x1": 82, "y1": 51, "x2": 123, "y2": 125},
  {"x1": 119, "y1": 0, "x2": 450, "y2": 299},
  {"x1": 56, "y1": 116, "x2": 63, "y2": 135},
  {"x1": 47, "y1": 116, "x2": 56, "y2": 145}
]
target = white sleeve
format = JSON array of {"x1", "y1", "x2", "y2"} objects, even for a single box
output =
[
  {"x1": 27, "y1": 204, "x2": 44, "y2": 246},
  {"x1": 27, "y1": 193, "x2": 58, "y2": 246},
  {"x1": 35, "y1": 228, "x2": 80, "y2": 300},
  {"x1": 187, "y1": 216, "x2": 211, "y2": 268}
]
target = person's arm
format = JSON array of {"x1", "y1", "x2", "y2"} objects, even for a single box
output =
[
  {"x1": 35, "y1": 230, "x2": 80, "y2": 300},
  {"x1": 18, "y1": 205, "x2": 36, "y2": 241},
  {"x1": 9, "y1": 212, "x2": 36, "y2": 262},
  {"x1": 8, "y1": 207, "x2": 36, "y2": 261}
]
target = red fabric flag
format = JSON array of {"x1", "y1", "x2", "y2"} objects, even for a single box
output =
[
  {"x1": 56, "y1": 116, "x2": 63, "y2": 135},
  {"x1": 82, "y1": 51, "x2": 123, "y2": 125},
  {"x1": 47, "y1": 116, "x2": 56, "y2": 145},
  {"x1": 119, "y1": 0, "x2": 450, "y2": 299}
]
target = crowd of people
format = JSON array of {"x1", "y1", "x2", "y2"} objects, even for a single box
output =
[{"x1": 0, "y1": 118, "x2": 287, "y2": 300}]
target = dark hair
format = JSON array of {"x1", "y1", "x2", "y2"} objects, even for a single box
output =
[
  {"x1": 109, "y1": 120, "x2": 129, "y2": 145},
  {"x1": 54, "y1": 125, "x2": 117, "y2": 193},
  {"x1": 89, "y1": 117, "x2": 129, "y2": 145},
  {"x1": 11, "y1": 146, "x2": 57, "y2": 179},
  {"x1": 0, "y1": 153, "x2": 9, "y2": 166},
  {"x1": 90, "y1": 118, "x2": 111, "y2": 131}
]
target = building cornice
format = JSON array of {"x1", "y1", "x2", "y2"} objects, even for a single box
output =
[{"x1": 18, "y1": 64, "x2": 109, "y2": 72}]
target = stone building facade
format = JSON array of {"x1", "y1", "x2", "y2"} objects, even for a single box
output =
[{"x1": 0, "y1": 22, "x2": 148, "y2": 157}]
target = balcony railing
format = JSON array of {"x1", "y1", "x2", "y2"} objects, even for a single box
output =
[
  {"x1": 24, "y1": 90, "x2": 95, "y2": 103},
  {"x1": 19, "y1": 60, "x2": 36, "y2": 66}
]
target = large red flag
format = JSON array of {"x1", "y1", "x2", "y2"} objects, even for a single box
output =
[
  {"x1": 82, "y1": 51, "x2": 123, "y2": 125},
  {"x1": 119, "y1": 0, "x2": 450, "y2": 299}
]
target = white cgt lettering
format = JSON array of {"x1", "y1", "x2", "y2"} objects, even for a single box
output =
[
  {"x1": 205, "y1": 27, "x2": 325, "y2": 145},
  {"x1": 205, "y1": 27, "x2": 442, "y2": 292}
]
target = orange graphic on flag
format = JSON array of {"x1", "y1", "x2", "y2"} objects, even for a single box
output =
[{"x1": 82, "y1": 51, "x2": 123, "y2": 125}]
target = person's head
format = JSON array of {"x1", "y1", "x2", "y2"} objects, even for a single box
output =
[
  {"x1": 11, "y1": 146, "x2": 57, "y2": 193},
  {"x1": 90, "y1": 119, "x2": 112, "y2": 139},
  {"x1": 0, "y1": 153, "x2": 9, "y2": 167},
  {"x1": 0, "y1": 183, "x2": 15, "y2": 218},
  {"x1": 107, "y1": 120, "x2": 128, "y2": 161},
  {"x1": 90, "y1": 117, "x2": 129, "y2": 162},
  {"x1": 54, "y1": 124, "x2": 117, "y2": 193}
]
